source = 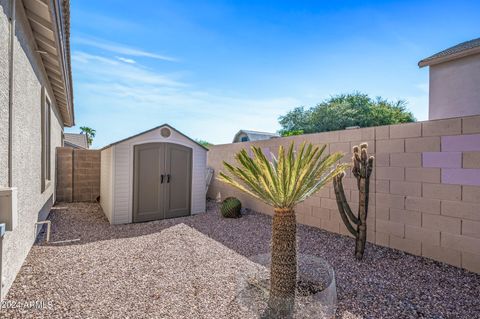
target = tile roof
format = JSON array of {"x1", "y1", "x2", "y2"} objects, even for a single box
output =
[
  {"x1": 64, "y1": 133, "x2": 88, "y2": 149},
  {"x1": 418, "y1": 38, "x2": 480, "y2": 67}
]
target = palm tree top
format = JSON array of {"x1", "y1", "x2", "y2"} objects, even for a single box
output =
[
  {"x1": 218, "y1": 142, "x2": 349, "y2": 209},
  {"x1": 80, "y1": 126, "x2": 96, "y2": 136},
  {"x1": 79, "y1": 126, "x2": 96, "y2": 147}
]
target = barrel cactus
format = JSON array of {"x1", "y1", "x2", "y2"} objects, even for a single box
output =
[{"x1": 221, "y1": 197, "x2": 242, "y2": 218}]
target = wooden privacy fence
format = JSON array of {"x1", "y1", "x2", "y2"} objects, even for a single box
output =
[{"x1": 56, "y1": 147, "x2": 100, "y2": 202}]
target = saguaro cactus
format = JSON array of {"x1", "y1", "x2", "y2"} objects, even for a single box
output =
[{"x1": 333, "y1": 143, "x2": 374, "y2": 260}]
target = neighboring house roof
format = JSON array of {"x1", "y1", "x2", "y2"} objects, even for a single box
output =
[
  {"x1": 418, "y1": 38, "x2": 480, "y2": 68},
  {"x1": 64, "y1": 133, "x2": 88, "y2": 149},
  {"x1": 23, "y1": 0, "x2": 74, "y2": 126},
  {"x1": 101, "y1": 124, "x2": 209, "y2": 151},
  {"x1": 233, "y1": 130, "x2": 280, "y2": 143}
]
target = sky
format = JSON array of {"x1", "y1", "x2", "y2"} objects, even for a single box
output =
[{"x1": 66, "y1": 0, "x2": 480, "y2": 148}]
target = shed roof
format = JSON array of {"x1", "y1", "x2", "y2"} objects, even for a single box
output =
[
  {"x1": 101, "y1": 124, "x2": 209, "y2": 151},
  {"x1": 233, "y1": 130, "x2": 280, "y2": 143},
  {"x1": 64, "y1": 133, "x2": 88, "y2": 149},
  {"x1": 418, "y1": 38, "x2": 480, "y2": 67}
]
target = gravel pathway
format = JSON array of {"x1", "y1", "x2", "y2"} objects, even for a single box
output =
[{"x1": 3, "y1": 201, "x2": 480, "y2": 318}]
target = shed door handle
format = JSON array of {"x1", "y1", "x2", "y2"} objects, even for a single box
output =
[
  {"x1": 167, "y1": 174, "x2": 170, "y2": 183},
  {"x1": 160, "y1": 174, "x2": 164, "y2": 184}
]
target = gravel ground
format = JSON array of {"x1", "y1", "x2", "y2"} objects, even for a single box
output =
[{"x1": 3, "y1": 201, "x2": 480, "y2": 318}]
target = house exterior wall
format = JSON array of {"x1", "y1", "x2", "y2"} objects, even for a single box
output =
[
  {"x1": 208, "y1": 115, "x2": 480, "y2": 274},
  {"x1": 0, "y1": 1, "x2": 9, "y2": 187},
  {"x1": 100, "y1": 146, "x2": 113, "y2": 223},
  {"x1": 429, "y1": 54, "x2": 480, "y2": 120},
  {"x1": 0, "y1": 1, "x2": 64, "y2": 298},
  {"x1": 102, "y1": 126, "x2": 207, "y2": 224}
]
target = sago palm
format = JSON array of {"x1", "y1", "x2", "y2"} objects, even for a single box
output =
[{"x1": 218, "y1": 142, "x2": 347, "y2": 317}]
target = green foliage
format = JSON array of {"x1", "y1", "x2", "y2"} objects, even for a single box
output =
[
  {"x1": 220, "y1": 197, "x2": 242, "y2": 218},
  {"x1": 280, "y1": 129, "x2": 304, "y2": 137},
  {"x1": 279, "y1": 92, "x2": 416, "y2": 135},
  {"x1": 218, "y1": 142, "x2": 348, "y2": 209},
  {"x1": 196, "y1": 139, "x2": 213, "y2": 149},
  {"x1": 79, "y1": 126, "x2": 96, "y2": 147}
]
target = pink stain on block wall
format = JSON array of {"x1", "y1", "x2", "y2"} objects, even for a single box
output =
[
  {"x1": 248, "y1": 147, "x2": 272, "y2": 160},
  {"x1": 442, "y1": 134, "x2": 480, "y2": 152},
  {"x1": 423, "y1": 152, "x2": 462, "y2": 168},
  {"x1": 442, "y1": 168, "x2": 480, "y2": 186},
  {"x1": 262, "y1": 147, "x2": 272, "y2": 161}
]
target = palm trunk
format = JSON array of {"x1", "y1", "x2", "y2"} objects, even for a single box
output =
[{"x1": 268, "y1": 208, "x2": 297, "y2": 318}]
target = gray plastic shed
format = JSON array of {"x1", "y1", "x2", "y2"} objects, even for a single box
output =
[{"x1": 100, "y1": 124, "x2": 208, "y2": 224}]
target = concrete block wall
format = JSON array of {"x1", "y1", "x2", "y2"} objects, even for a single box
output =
[
  {"x1": 56, "y1": 147, "x2": 100, "y2": 202},
  {"x1": 73, "y1": 149, "x2": 101, "y2": 202},
  {"x1": 56, "y1": 147, "x2": 73, "y2": 202},
  {"x1": 207, "y1": 114, "x2": 480, "y2": 273}
]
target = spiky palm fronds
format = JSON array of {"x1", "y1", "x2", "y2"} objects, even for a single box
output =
[{"x1": 218, "y1": 142, "x2": 349, "y2": 209}]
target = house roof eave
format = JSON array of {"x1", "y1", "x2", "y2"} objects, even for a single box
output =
[
  {"x1": 23, "y1": 0, "x2": 74, "y2": 126},
  {"x1": 418, "y1": 38, "x2": 480, "y2": 68}
]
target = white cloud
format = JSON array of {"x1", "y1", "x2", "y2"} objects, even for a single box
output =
[
  {"x1": 71, "y1": 51, "x2": 298, "y2": 147},
  {"x1": 416, "y1": 82, "x2": 429, "y2": 93},
  {"x1": 116, "y1": 56, "x2": 136, "y2": 64},
  {"x1": 72, "y1": 52, "x2": 183, "y2": 87},
  {"x1": 75, "y1": 37, "x2": 178, "y2": 62}
]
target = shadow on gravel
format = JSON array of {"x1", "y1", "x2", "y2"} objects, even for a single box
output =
[{"x1": 33, "y1": 201, "x2": 480, "y2": 319}]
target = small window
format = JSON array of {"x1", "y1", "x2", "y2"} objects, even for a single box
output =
[
  {"x1": 241, "y1": 136, "x2": 249, "y2": 142},
  {"x1": 41, "y1": 89, "x2": 51, "y2": 192}
]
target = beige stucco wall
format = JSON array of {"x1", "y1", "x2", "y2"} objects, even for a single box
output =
[
  {"x1": 0, "y1": 1, "x2": 11, "y2": 187},
  {"x1": 429, "y1": 54, "x2": 480, "y2": 120},
  {"x1": 0, "y1": 1, "x2": 64, "y2": 299},
  {"x1": 208, "y1": 115, "x2": 480, "y2": 274}
]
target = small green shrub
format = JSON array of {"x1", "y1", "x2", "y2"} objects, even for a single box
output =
[{"x1": 221, "y1": 197, "x2": 242, "y2": 218}]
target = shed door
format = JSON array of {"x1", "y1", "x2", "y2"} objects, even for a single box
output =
[
  {"x1": 133, "y1": 143, "x2": 165, "y2": 222},
  {"x1": 133, "y1": 143, "x2": 192, "y2": 222},
  {"x1": 164, "y1": 144, "x2": 192, "y2": 218}
]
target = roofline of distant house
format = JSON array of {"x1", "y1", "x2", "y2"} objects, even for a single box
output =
[
  {"x1": 418, "y1": 44, "x2": 480, "y2": 68},
  {"x1": 64, "y1": 133, "x2": 88, "y2": 148},
  {"x1": 236, "y1": 130, "x2": 279, "y2": 136},
  {"x1": 232, "y1": 130, "x2": 280, "y2": 143},
  {"x1": 64, "y1": 140, "x2": 86, "y2": 149}
]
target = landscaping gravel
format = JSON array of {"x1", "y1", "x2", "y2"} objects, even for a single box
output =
[{"x1": 3, "y1": 201, "x2": 480, "y2": 318}]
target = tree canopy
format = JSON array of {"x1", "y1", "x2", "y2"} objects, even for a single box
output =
[
  {"x1": 279, "y1": 92, "x2": 415, "y2": 135},
  {"x1": 196, "y1": 139, "x2": 213, "y2": 149}
]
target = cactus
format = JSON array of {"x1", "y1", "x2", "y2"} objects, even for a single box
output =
[
  {"x1": 221, "y1": 197, "x2": 242, "y2": 218},
  {"x1": 333, "y1": 143, "x2": 374, "y2": 260}
]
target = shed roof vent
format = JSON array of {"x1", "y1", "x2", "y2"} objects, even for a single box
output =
[{"x1": 160, "y1": 127, "x2": 171, "y2": 138}]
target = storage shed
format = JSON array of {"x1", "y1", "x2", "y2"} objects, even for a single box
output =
[{"x1": 100, "y1": 124, "x2": 208, "y2": 224}]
